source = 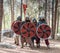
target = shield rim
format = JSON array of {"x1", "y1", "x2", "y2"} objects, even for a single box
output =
[
  {"x1": 36, "y1": 23, "x2": 51, "y2": 40},
  {"x1": 11, "y1": 21, "x2": 22, "y2": 35},
  {"x1": 21, "y1": 22, "x2": 36, "y2": 38}
]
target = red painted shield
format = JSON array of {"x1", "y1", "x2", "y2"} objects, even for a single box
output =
[
  {"x1": 21, "y1": 22, "x2": 36, "y2": 38},
  {"x1": 11, "y1": 21, "x2": 15, "y2": 29},
  {"x1": 37, "y1": 24, "x2": 51, "y2": 39},
  {"x1": 11, "y1": 21, "x2": 22, "y2": 35}
]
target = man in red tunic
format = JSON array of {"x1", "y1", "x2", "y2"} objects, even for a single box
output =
[{"x1": 38, "y1": 16, "x2": 50, "y2": 48}]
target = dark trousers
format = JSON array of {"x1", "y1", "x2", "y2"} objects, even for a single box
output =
[
  {"x1": 31, "y1": 37, "x2": 49, "y2": 46},
  {"x1": 45, "y1": 39, "x2": 49, "y2": 46},
  {"x1": 31, "y1": 36, "x2": 40, "y2": 44}
]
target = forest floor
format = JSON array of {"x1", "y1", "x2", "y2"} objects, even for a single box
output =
[{"x1": 0, "y1": 37, "x2": 60, "y2": 53}]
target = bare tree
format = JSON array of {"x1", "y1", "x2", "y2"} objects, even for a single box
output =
[
  {"x1": 57, "y1": 10, "x2": 59, "y2": 33},
  {"x1": 0, "y1": 0, "x2": 3, "y2": 42},
  {"x1": 52, "y1": 0, "x2": 54, "y2": 39},
  {"x1": 20, "y1": 0, "x2": 22, "y2": 21},
  {"x1": 52, "y1": 0, "x2": 58, "y2": 39},
  {"x1": 45, "y1": 0, "x2": 47, "y2": 19},
  {"x1": 47, "y1": 0, "x2": 50, "y2": 25},
  {"x1": 54, "y1": 0, "x2": 58, "y2": 39},
  {"x1": 10, "y1": 0, "x2": 14, "y2": 24}
]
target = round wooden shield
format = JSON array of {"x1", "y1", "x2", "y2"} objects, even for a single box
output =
[
  {"x1": 11, "y1": 21, "x2": 15, "y2": 29},
  {"x1": 11, "y1": 21, "x2": 22, "y2": 35},
  {"x1": 37, "y1": 24, "x2": 51, "y2": 39},
  {"x1": 21, "y1": 22, "x2": 36, "y2": 38}
]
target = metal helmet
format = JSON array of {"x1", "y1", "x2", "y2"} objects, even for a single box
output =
[
  {"x1": 25, "y1": 16, "x2": 30, "y2": 20},
  {"x1": 32, "y1": 18, "x2": 37, "y2": 23},
  {"x1": 25, "y1": 16, "x2": 30, "y2": 22},
  {"x1": 17, "y1": 16, "x2": 22, "y2": 21}
]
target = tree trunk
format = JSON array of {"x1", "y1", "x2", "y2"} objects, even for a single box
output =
[
  {"x1": 52, "y1": 0, "x2": 58, "y2": 39},
  {"x1": 54, "y1": 0, "x2": 58, "y2": 39},
  {"x1": 0, "y1": 0, "x2": 3, "y2": 42},
  {"x1": 45, "y1": 0, "x2": 47, "y2": 20},
  {"x1": 11, "y1": 0, "x2": 14, "y2": 24},
  {"x1": 38, "y1": 0, "x2": 40, "y2": 16},
  {"x1": 20, "y1": 0, "x2": 22, "y2": 21},
  {"x1": 47, "y1": 0, "x2": 50, "y2": 25},
  {"x1": 57, "y1": 10, "x2": 59, "y2": 33},
  {"x1": 52, "y1": 0, "x2": 54, "y2": 39}
]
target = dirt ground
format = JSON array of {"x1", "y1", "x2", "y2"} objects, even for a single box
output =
[{"x1": 0, "y1": 37, "x2": 60, "y2": 53}]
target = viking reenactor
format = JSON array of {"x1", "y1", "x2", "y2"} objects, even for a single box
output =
[
  {"x1": 13, "y1": 16, "x2": 22, "y2": 45},
  {"x1": 31, "y1": 18, "x2": 40, "y2": 48},
  {"x1": 37, "y1": 16, "x2": 50, "y2": 48},
  {"x1": 21, "y1": 16, "x2": 32, "y2": 48}
]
